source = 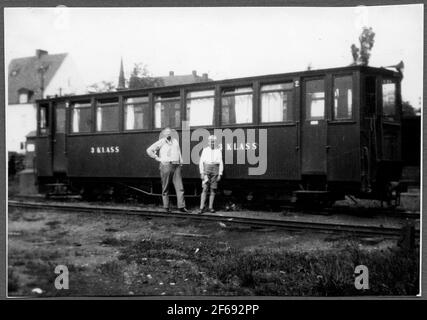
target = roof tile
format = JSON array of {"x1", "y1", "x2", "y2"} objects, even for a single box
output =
[{"x1": 8, "y1": 53, "x2": 68, "y2": 104}]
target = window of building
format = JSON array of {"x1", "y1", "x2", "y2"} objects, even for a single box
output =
[
  {"x1": 26, "y1": 143, "x2": 35, "y2": 152},
  {"x1": 39, "y1": 104, "x2": 49, "y2": 135},
  {"x1": 19, "y1": 92, "x2": 29, "y2": 104},
  {"x1": 382, "y1": 80, "x2": 396, "y2": 120},
  {"x1": 154, "y1": 93, "x2": 181, "y2": 128},
  {"x1": 221, "y1": 87, "x2": 253, "y2": 125},
  {"x1": 333, "y1": 76, "x2": 353, "y2": 120},
  {"x1": 186, "y1": 90, "x2": 215, "y2": 126},
  {"x1": 261, "y1": 83, "x2": 294, "y2": 123},
  {"x1": 71, "y1": 102, "x2": 92, "y2": 133},
  {"x1": 305, "y1": 79, "x2": 325, "y2": 120},
  {"x1": 124, "y1": 96, "x2": 150, "y2": 130},
  {"x1": 96, "y1": 99, "x2": 119, "y2": 132}
]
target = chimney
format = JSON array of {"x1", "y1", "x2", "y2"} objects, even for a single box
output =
[
  {"x1": 202, "y1": 73, "x2": 208, "y2": 80},
  {"x1": 36, "y1": 49, "x2": 48, "y2": 59},
  {"x1": 192, "y1": 70, "x2": 197, "y2": 77},
  {"x1": 169, "y1": 71, "x2": 174, "y2": 76}
]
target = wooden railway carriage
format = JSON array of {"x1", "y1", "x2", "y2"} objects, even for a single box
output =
[{"x1": 35, "y1": 65, "x2": 403, "y2": 205}]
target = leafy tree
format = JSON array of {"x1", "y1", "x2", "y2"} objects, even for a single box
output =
[
  {"x1": 359, "y1": 27, "x2": 375, "y2": 65},
  {"x1": 351, "y1": 27, "x2": 375, "y2": 66},
  {"x1": 351, "y1": 44, "x2": 360, "y2": 65},
  {"x1": 129, "y1": 62, "x2": 151, "y2": 78},
  {"x1": 402, "y1": 101, "x2": 418, "y2": 117},
  {"x1": 86, "y1": 81, "x2": 116, "y2": 93},
  {"x1": 128, "y1": 63, "x2": 164, "y2": 89}
]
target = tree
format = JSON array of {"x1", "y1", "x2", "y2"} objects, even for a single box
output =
[
  {"x1": 128, "y1": 62, "x2": 149, "y2": 79},
  {"x1": 351, "y1": 44, "x2": 360, "y2": 65},
  {"x1": 402, "y1": 101, "x2": 418, "y2": 118},
  {"x1": 87, "y1": 81, "x2": 116, "y2": 93},
  {"x1": 127, "y1": 63, "x2": 164, "y2": 89},
  {"x1": 359, "y1": 27, "x2": 375, "y2": 65},
  {"x1": 350, "y1": 27, "x2": 375, "y2": 66}
]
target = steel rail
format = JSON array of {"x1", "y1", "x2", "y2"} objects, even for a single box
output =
[
  {"x1": 8, "y1": 200, "x2": 419, "y2": 238},
  {"x1": 280, "y1": 205, "x2": 420, "y2": 219}
]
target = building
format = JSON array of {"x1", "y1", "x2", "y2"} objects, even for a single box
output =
[
  {"x1": 128, "y1": 70, "x2": 212, "y2": 89},
  {"x1": 121, "y1": 60, "x2": 212, "y2": 89},
  {"x1": 7, "y1": 49, "x2": 86, "y2": 153}
]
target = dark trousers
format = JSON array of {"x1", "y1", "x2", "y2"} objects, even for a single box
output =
[{"x1": 160, "y1": 163, "x2": 185, "y2": 209}]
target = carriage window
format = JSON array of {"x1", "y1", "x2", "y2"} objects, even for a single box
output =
[
  {"x1": 305, "y1": 79, "x2": 325, "y2": 120},
  {"x1": 382, "y1": 80, "x2": 396, "y2": 120},
  {"x1": 55, "y1": 106, "x2": 66, "y2": 133},
  {"x1": 333, "y1": 76, "x2": 353, "y2": 120},
  {"x1": 261, "y1": 83, "x2": 294, "y2": 122},
  {"x1": 124, "y1": 96, "x2": 149, "y2": 130},
  {"x1": 186, "y1": 90, "x2": 214, "y2": 126},
  {"x1": 221, "y1": 87, "x2": 253, "y2": 125},
  {"x1": 154, "y1": 93, "x2": 181, "y2": 128},
  {"x1": 96, "y1": 99, "x2": 119, "y2": 132},
  {"x1": 39, "y1": 104, "x2": 49, "y2": 135},
  {"x1": 71, "y1": 102, "x2": 92, "y2": 133}
]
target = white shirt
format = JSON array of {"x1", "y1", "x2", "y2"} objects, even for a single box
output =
[
  {"x1": 199, "y1": 146, "x2": 224, "y2": 175},
  {"x1": 146, "y1": 138, "x2": 182, "y2": 163}
]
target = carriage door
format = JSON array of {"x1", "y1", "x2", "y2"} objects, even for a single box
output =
[
  {"x1": 52, "y1": 102, "x2": 67, "y2": 173},
  {"x1": 301, "y1": 78, "x2": 327, "y2": 175}
]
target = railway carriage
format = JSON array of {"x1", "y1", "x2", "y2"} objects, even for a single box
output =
[{"x1": 34, "y1": 65, "x2": 403, "y2": 205}]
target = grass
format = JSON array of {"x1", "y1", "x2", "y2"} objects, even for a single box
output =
[
  {"x1": 116, "y1": 238, "x2": 419, "y2": 296},
  {"x1": 9, "y1": 236, "x2": 419, "y2": 296},
  {"x1": 8, "y1": 206, "x2": 419, "y2": 297},
  {"x1": 210, "y1": 245, "x2": 418, "y2": 296},
  {"x1": 100, "y1": 237, "x2": 130, "y2": 246}
]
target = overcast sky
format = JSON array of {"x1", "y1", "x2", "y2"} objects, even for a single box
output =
[{"x1": 4, "y1": 5, "x2": 423, "y2": 107}]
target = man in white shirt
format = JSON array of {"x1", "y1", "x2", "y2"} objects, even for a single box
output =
[
  {"x1": 198, "y1": 135, "x2": 223, "y2": 213},
  {"x1": 146, "y1": 128, "x2": 187, "y2": 213}
]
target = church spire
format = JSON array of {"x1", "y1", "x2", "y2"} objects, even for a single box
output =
[{"x1": 117, "y1": 57, "x2": 126, "y2": 90}]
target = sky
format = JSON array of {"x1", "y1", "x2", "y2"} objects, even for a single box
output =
[{"x1": 4, "y1": 5, "x2": 424, "y2": 108}]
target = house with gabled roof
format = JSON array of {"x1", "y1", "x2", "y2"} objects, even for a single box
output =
[{"x1": 7, "y1": 49, "x2": 86, "y2": 153}]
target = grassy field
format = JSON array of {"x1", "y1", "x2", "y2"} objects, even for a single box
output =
[{"x1": 8, "y1": 206, "x2": 419, "y2": 297}]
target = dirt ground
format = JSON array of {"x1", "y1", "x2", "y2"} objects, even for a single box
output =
[{"x1": 7, "y1": 206, "x2": 418, "y2": 297}]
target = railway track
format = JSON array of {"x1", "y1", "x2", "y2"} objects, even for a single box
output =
[
  {"x1": 280, "y1": 204, "x2": 420, "y2": 219},
  {"x1": 8, "y1": 199, "x2": 419, "y2": 238}
]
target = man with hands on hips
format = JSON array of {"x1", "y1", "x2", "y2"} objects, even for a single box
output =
[{"x1": 146, "y1": 127, "x2": 188, "y2": 213}]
